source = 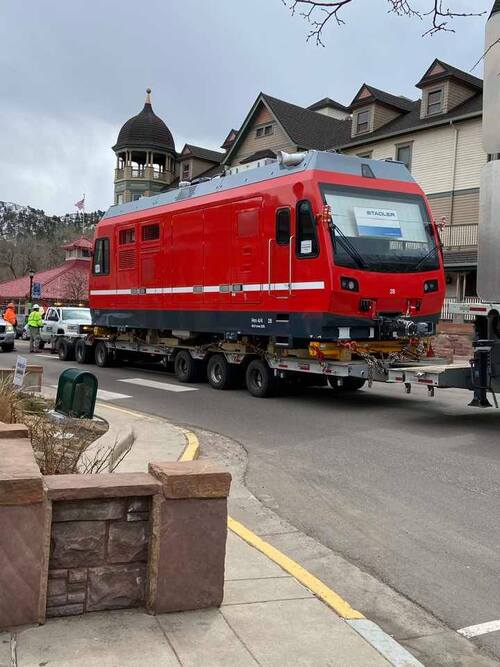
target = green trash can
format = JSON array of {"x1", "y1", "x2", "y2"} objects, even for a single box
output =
[{"x1": 55, "y1": 368, "x2": 98, "y2": 419}]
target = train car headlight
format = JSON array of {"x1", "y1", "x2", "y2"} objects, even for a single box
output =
[
  {"x1": 341, "y1": 277, "x2": 359, "y2": 292},
  {"x1": 423, "y1": 280, "x2": 439, "y2": 293}
]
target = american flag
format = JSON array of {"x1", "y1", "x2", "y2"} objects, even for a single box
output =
[{"x1": 74, "y1": 196, "x2": 85, "y2": 210}]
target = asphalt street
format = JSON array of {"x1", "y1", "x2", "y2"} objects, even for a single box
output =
[{"x1": 9, "y1": 340, "x2": 500, "y2": 661}]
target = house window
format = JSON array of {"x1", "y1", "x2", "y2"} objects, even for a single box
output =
[
  {"x1": 296, "y1": 200, "x2": 319, "y2": 257},
  {"x1": 132, "y1": 194, "x2": 141, "y2": 201},
  {"x1": 427, "y1": 89, "x2": 443, "y2": 116},
  {"x1": 182, "y1": 162, "x2": 190, "y2": 180},
  {"x1": 396, "y1": 143, "x2": 412, "y2": 170},
  {"x1": 256, "y1": 124, "x2": 274, "y2": 138},
  {"x1": 93, "y1": 238, "x2": 110, "y2": 275},
  {"x1": 116, "y1": 194, "x2": 124, "y2": 205},
  {"x1": 276, "y1": 208, "x2": 291, "y2": 245},
  {"x1": 119, "y1": 228, "x2": 135, "y2": 245},
  {"x1": 356, "y1": 110, "x2": 371, "y2": 134},
  {"x1": 357, "y1": 151, "x2": 373, "y2": 159},
  {"x1": 142, "y1": 224, "x2": 160, "y2": 242}
]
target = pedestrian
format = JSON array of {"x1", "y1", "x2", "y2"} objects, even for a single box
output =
[
  {"x1": 3, "y1": 302, "x2": 17, "y2": 327},
  {"x1": 27, "y1": 304, "x2": 44, "y2": 353}
]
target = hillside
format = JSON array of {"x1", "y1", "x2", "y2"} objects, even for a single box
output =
[{"x1": 0, "y1": 201, "x2": 104, "y2": 282}]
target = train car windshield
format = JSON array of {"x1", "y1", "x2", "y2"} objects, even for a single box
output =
[{"x1": 320, "y1": 184, "x2": 439, "y2": 273}]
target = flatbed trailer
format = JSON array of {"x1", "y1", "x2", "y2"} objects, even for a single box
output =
[{"x1": 51, "y1": 324, "x2": 498, "y2": 405}]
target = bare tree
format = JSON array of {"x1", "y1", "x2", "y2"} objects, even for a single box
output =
[
  {"x1": 284, "y1": 1, "x2": 487, "y2": 46},
  {"x1": 64, "y1": 270, "x2": 89, "y2": 303}
]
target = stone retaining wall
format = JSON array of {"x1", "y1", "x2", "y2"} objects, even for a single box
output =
[{"x1": 0, "y1": 426, "x2": 231, "y2": 630}]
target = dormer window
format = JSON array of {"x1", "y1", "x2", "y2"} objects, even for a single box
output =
[
  {"x1": 427, "y1": 88, "x2": 443, "y2": 116},
  {"x1": 356, "y1": 109, "x2": 371, "y2": 134},
  {"x1": 182, "y1": 162, "x2": 191, "y2": 180}
]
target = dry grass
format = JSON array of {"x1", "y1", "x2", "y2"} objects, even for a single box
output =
[{"x1": 0, "y1": 377, "x2": 129, "y2": 475}]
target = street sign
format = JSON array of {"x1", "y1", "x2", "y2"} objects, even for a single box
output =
[
  {"x1": 32, "y1": 282, "x2": 42, "y2": 300},
  {"x1": 13, "y1": 356, "x2": 27, "y2": 388}
]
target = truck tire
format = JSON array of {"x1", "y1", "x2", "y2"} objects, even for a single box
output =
[
  {"x1": 95, "y1": 341, "x2": 111, "y2": 368},
  {"x1": 245, "y1": 359, "x2": 276, "y2": 398},
  {"x1": 1, "y1": 343, "x2": 14, "y2": 352},
  {"x1": 174, "y1": 350, "x2": 203, "y2": 383},
  {"x1": 38, "y1": 341, "x2": 45, "y2": 350},
  {"x1": 75, "y1": 339, "x2": 92, "y2": 364},
  {"x1": 327, "y1": 376, "x2": 366, "y2": 392},
  {"x1": 58, "y1": 339, "x2": 75, "y2": 361},
  {"x1": 207, "y1": 354, "x2": 238, "y2": 390}
]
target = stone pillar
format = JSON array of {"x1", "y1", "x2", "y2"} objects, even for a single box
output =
[
  {"x1": 147, "y1": 461, "x2": 231, "y2": 614},
  {"x1": 0, "y1": 427, "x2": 51, "y2": 628}
]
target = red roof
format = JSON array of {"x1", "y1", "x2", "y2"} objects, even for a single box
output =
[
  {"x1": 0, "y1": 260, "x2": 90, "y2": 300},
  {"x1": 60, "y1": 236, "x2": 93, "y2": 251}
]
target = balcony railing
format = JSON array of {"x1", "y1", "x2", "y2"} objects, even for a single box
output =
[
  {"x1": 440, "y1": 224, "x2": 478, "y2": 248},
  {"x1": 114, "y1": 167, "x2": 169, "y2": 183},
  {"x1": 441, "y1": 296, "x2": 481, "y2": 321}
]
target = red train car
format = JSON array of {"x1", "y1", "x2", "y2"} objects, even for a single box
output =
[{"x1": 89, "y1": 150, "x2": 444, "y2": 345}]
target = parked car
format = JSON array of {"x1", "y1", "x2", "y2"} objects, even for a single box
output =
[
  {"x1": 0, "y1": 317, "x2": 16, "y2": 352},
  {"x1": 41, "y1": 307, "x2": 92, "y2": 349}
]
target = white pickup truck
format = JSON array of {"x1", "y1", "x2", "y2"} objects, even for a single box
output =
[{"x1": 41, "y1": 307, "x2": 92, "y2": 350}]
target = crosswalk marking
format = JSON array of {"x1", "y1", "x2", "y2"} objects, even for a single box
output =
[
  {"x1": 118, "y1": 377, "x2": 199, "y2": 393},
  {"x1": 50, "y1": 385, "x2": 132, "y2": 401}
]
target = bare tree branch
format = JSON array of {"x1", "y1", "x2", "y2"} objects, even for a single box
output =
[{"x1": 284, "y1": 1, "x2": 487, "y2": 46}]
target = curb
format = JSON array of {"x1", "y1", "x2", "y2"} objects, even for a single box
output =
[{"x1": 180, "y1": 426, "x2": 424, "y2": 667}]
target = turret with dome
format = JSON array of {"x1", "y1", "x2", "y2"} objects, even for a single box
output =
[{"x1": 113, "y1": 89, "x2": 176, "y2": 204}]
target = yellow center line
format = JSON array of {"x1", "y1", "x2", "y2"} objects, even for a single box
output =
[{"x1": 180, "y1": 427, "x2": 364, "y2": 620}]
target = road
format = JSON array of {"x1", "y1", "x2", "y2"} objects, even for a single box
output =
[{"x1": 10, "y1": 340, "x2": 500, "y2": 660}]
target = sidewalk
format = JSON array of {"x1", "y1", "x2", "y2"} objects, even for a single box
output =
[{"x1": 1, "y1": 401, "x2": 418, "y2": 667}]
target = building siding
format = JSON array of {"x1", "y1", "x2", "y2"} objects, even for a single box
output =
[
  {"x1": 230, "y1": 104, "x2": 296, "y2": 165},
  {"x1": 445, "y1": 80, "x2": 476, "y2": 112},
  {"x1": 372, "y1": 104, "x2": 401, "y2": 132}
]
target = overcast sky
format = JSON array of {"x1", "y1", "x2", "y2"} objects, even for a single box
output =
[{"x1": 0, "y1": 0, "x2": 491, "y2": 215}]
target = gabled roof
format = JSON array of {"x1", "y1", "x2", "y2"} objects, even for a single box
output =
[
  {"x1": 223, "y1": 92, "x2": 351, "y2": 164},
  {"x1": 491, "y1": 0, "x2": 500, "y2": 16},
  {"x1": 307, "y1": 97, "x2": 350, "y2": 113},
  {"x1": 416, "y1": 59, "x2": 483, "y2": 91},
  {"x1": 221, "y1": 129, "x2": 239, "y2": 150},
  {"x1": 180, "y1": 144, "x2": 224, "y2": 163},
  {"x1": 0, "y1": 260, "x2": 90, "y2": 299},
  {"x1": 350, "y1": 84, "x2": 415, "y2": 112}
]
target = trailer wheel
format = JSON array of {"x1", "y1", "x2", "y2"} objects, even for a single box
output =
[
  {"x1": 75, "y1": 339, "x2": 92, "y2": 364},
  {"x1": 58, "y1": 340, "x2": 75, "y2": 361},
  {"x1": 245, "y1": 359, "x2": 275, "y2": 398},
  {"x1": 95, "y1": 341, "x2": 111, "y2": 368},
  {"x1": 174, "y1": 350, "x2": 203, "y2": 383},
  {"x1": 327, "y1": 376, "x2": 366, "y2": 392},
  {"x1": 207, "y1": 354, "x2": 238, "y2": 390}
]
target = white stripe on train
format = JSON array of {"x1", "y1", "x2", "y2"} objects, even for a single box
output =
[{"x1": 89, "y1": 281, "x2": 325, "y2": 296}]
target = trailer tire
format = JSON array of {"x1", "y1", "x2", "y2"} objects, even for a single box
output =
[
  {"x1": 174, "y1": 350, "x2": 203, "y2": 383},
  {"x1": 207, "y1": 354, "x2": 238, "y2": 390},
  {"x1": 58, "y1": 340, "x2": 75, "y2": 361},
  {"x1": 75, "y1": 339, "x2": 92, "y2": 364},
  {"x1": 327, "y1": 376, "x2": 366, "y2": 392},
  {"x1": 95, "y1": 341, "x2": 111, "y2": 368},
  {"x1": 245, "y1": 359, "x2": 275, "y2": 398}
]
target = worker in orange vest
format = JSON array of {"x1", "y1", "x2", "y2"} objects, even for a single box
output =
[{"x1": 3, "y1": 302, "x2": 17, "y2": 327}]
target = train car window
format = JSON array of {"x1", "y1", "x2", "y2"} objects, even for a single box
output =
[
  {"x1": 237, "y1": 209, "x2": 259, "y2": 237},
  {"x1": 141, "y1": 223, "x2": 160, "y2": 242},
  {"x1": 296, "y1": 200, "x2": 319, "y2": 257},
  {"x1": 93, "y1": 238, "x2": 109, "y2": 275},
  {"x1": 276, "y1": 208, "x2": 291, "y2": 245},
  {"x1": 119, "y1": 228, "x2": 135, "y2": 245}
]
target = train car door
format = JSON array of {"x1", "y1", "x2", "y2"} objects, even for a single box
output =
[
  {"x1": 231, "y1": 198, "x2": 263, "y2": 305},
  {"x1": 116, "y1": 224, "x2": 139, "y2": 308},
  {"x1": 203, "y1": 204, "x2": 232, "y2": 306},
  {"x1": 171, "y1": 210, "x2": 204, "y2": 306},
  {"x1": 268, "y1": 206, "x2": 294, "y2": 299},
  {"x1": 139, "y1": 220, "x2": 163, "y2": 309}
]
